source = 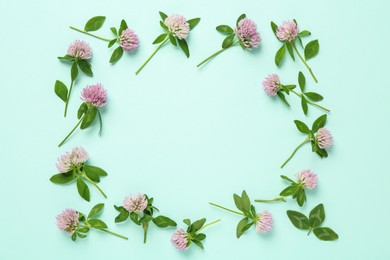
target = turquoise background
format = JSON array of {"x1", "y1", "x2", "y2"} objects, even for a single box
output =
[{"x1": 1, "y1": 0, "x2": 389, "y2": 259}]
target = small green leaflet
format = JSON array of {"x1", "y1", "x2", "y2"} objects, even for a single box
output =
[
  {"x1": 88, "y1": 219, "x2": 108, "y2": 229},
  {"x1": 84, "y1": 16, "x2": 106, "y2": 32},
  {"x1": 188, "y1": 18, "x2": 201, "y2": 30},
  {"x1": 110, "y1": 47, "x2": 124, "y2": 63},
  {"x1": 54, "y1": 80, "x2": 68, "y2": 102},
  {"x1": 153, "y1": 33, "x2": 167, "y2": 44},
  {"x1": 178, "y1": 39, "x2": 190, "y2": 57},
  {"x1": 76, "y1": 177, "x2": 90, "y2": 202},
  {"x1": 236, "y1": 14, "x2": 246, "y2": 26},
  {"x1": 222, "y1": 34, "x2": 235, "y2": 49},
  {"x1": 88, "y1": 203, "x2": 104, "y2": 219},
  {"x1": 50, "y1": 172, "x2": 75, "y2": 184},
  {"x1": 294, "y1": 120, "x2": 310, "y2": 133},
  {"x1": 152, "y1": 216, "x2": 177, "y2": 228},
  {"x1": 286, "y1": 210, "x2": 310, "y2": 229},
  {"x1": 275, "y1": 44, "x2": 286, "y2": 66},
  {"x1": 216, "y1": 25, "x2": 234, "y2": 34},
  {"x1": 312, "y1": 114, "x2": 327, "y2": 133},
  {"x1": 80, "y1": 107, "x2": 97, "y2": 129},
  {"x1": 304, "y1": 40, "x2": 320, "y2": 60}
]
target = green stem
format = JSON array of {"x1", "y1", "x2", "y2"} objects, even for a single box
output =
[
  {"x1": 58, "y1": 116, "x2": 84, "y2": 147},
  {"x1": 197, "y1": 48, "x2": 227, "y2": 67},
  {"x1": 197, "y1": 41, "x2": 239, "y2": 68},
  {"x1": 291, "y1": 90, "x2": 330, "y2": 112},
  {"x1": 254, "y1": 196, "x2": 287, "y2": 203},
  {"x1": 69, "y1": 26, "x2": 111, "y2": 42},
  {"x1": 142, "y1": 222, "x2": 148, "y2": 244},
  {"x1": 307, "y1": 228, "x2": 313, "y2": 236},
  {"x1": 82, "y1": 172, "x2": 107, "y2": 198},
  {"x1": 198, "y1": 219, "x2": 221, "y2": 232},
  {"x1": 135, "y1": 38, "x2": 169, "y2": 75},
  {"x1": 292, "y1": 42, "x2": 318, "y2": 83},
  {"x1": 281, "y1": 137, "x2": 310, "y2": 168},
  {"x1": 97, "y1": 109, "x2": 103, "y2": 136},
  {"x1": 64, "y1": 79, "x2": 74, "y2": 117},
  {"x1": 99, "y1": 229, "x2": 128, "y2": 240},
  {"x1": 209, "y1": 202, "x2": 244, "y2": 216}
]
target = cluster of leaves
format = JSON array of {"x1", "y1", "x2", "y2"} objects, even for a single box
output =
[
  {"x1": 77, "y1": 101, "x2": 103, "y2": 135},
  {"x1": 279, "y1": 174, "x2": 309, "y2": 206},
  {"x1": 54, "y1": 53, "x2": 92, "y2": 112},
  {"x1": 71, "y1": 203, "x2": 111, "y2": 241},
  {"x1": 287, "y1": 204, "x2": 338, "y2": 241},
  {"x1": 50, "y1": 164, "x2": 107, "y2": 201},
  {"x1": 271, "y1": 19, "x2": 319, "y2": 66},
  {"x1": 277, "y1": 72, "x2": 325, "y2": 115},
  {"x1": 77, "y1": 16, "x2": 133, "y2": 63},
  {"x1": 233, "y1": 190, "x2": 259, "y2": 238},
  {"x1": 182, "y1": 218, "x2": 208, "y2": 249},
  {"x1": 152, "y1": 11, "x2": 200, "y2": 58},
  {"x1": 215, "y1": 14, "x2": 246, "y2": 49},
  {"x1": 114, "y1": 194, "x2": 176, "y2": 243},
  {"x1": 294, "y1": 114, "x2": 329, "y2": 158}
]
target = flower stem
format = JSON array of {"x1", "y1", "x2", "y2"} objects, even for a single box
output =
[
  {"x1": 254, "y1": 196, "x2": 287, "y2": 203},
  {"x1": 64, "y1": 79, "x2": 74, "y2": 117},
  {"x1": 291, "y1": 90, "x2": 330, "y2": 112},
  {"x1": 58, "y1": 116, "x2": 84, "y2": 147},
  {"x1": 82, "y1": 172, "x2": 107, "y2": 198},
  {"x1": 142, "y1": 222, "x2": 148, "y2": 244},
  {"x1": 197, "y1": 48, "x2": 228, "y2": 68},
  {"x1": 135, "y1": 38, "x2": 169, "y2": 75},
  {"x1": 209, "y1": 202, "x2": 244, "y2": 216},
  {"x1": 99, "y1": 229, "x2": 128, "y2": 240},
  {"x1": 307, "y1": 228, "x2": 313, "y2": 236},
  {"x1": 198, "y1": 219, "x2": 221, "y2": 232},
  {"x1": 197, "y1": 41, "x2": 240, "y2": 68},
  {"x1": 69, "y1": 26, "x2": 111, "y2": 42},
  {"x1": 281, "y1": 137, "x2": 310, "y2": 168},
  {"x1": 292, "y1": 42, "x2": 318, "y2": 83}
]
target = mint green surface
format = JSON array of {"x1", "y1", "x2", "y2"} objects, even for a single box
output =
[{"x1": 1, "y1": 0, "x2": 389, "y2": 259}]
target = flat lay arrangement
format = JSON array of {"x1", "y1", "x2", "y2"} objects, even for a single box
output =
[{"x1": 51, "y1": 12, "x2": 339, "y2": 251}]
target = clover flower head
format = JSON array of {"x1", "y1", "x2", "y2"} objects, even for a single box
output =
[
  {"x1": 316, "y1": 128, "x2": 333, "y2": 149},
  {"x1": 262, "y1": 74, "x2": 280, "y2": 96},
  {"x1": 276, "y1": 20, "x2": 299, "y2": 42},
  {"x1": 164, "y1": 14, "x2": 190, "y2": 40},
  {"x1": 120, "y1": 28, "x2": 139, "y2": 51},
  {"x1": 56, "y1": 208, "x2": 79, "y2": 234},
  {"x1": 255, "y1": 210, "x2": 273, "y2": 234},
  {"x1": 235, "y1": 18, "x2": 261, "y2": 48},
  {"x1": 67, "y1": 40, "x2": 92, "y2": 60},
  {"x1": 297, "y1": 169, "x2": 318, "y2": 190},
  {"x1": 81, "y1": 83, "x2": 107, "y2": 107},
  {"x1": 171, "y1": 229, "x2": 189, "y2": 250},
  {"x1": 123, "y1": 193, "x2": 148, "y2": 213},
  {"x1": 56, "y1": 147, "x2": 89, "y2": 173}
]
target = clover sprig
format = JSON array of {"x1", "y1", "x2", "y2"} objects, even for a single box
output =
[
  {"x1": 58, "y1": 83, "x2": 106, "y2": 147},
  {"x1": 281, "y1": 114, "x2": 333, "y2": 168},
  {"x1": 180, "y1": 218, "x2": 220, "y2": 249},
  {"x1": 255, "y1": 170, "x2": 318, "y2": 207},
  {"x1": 271, "y1": 19, "x2": 319, "y2": 83},
  {"x1": 135, "y1": 12, "x2": 200, "y2": 75},
  {"x1": 197, "y1": 14, "x2": 261, "y2": 68},
  {"x1": 273, "y1": 72, "x2": 329, "y2": 115},
  {"x1": 70, "y1": 16, "x2": 138, "y2": 63},
  {"x1": 55, "y1": 47, "x2": 93, "y2": 117},
  {"x1": 50, "y1": 160, "x2": 108, "y2": 201},
  {"x1": 58, "y1": 203, "x2": 128, "y2": 241},
  {"x1": 210, "y1": 190, "x2": 272, "y2": 238},
  {"x1": 114, "y1": 194, "x2": 177, "y2": 243}
]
